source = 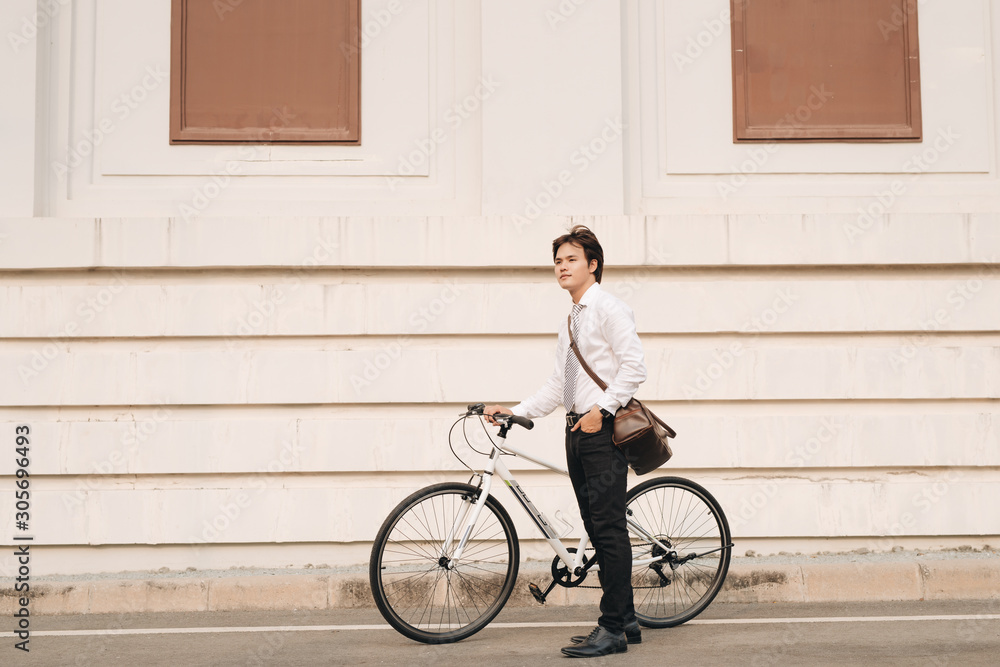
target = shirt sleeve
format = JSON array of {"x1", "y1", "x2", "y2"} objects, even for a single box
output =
[
  {"x1": 595, "y1": 301, "x2": 647, "y2": 414},
  {"x1": 510, "y1": 335, "x2": 565, "y2": 420}
]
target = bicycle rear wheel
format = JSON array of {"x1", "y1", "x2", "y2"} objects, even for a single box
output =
[
  {"x1": 627, "y1": 476, "x2": 731, "y2": 627},
  {"x1": 369, "y1": 482, "x2": 519, "y2": 644}
]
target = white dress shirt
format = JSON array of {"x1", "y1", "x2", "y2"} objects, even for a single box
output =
[{"x1": 511, "y1": 282, "x2": 647, "y2": 419}]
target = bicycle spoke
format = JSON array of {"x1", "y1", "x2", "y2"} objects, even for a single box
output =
[
  {"x1": 381, "y1": 540, "x2": 438, "y2": 562},
  {"x1": 450, "y1": 567, "x2": 491, "y2": 615},
  {"x1": 626, "y1": 478, "x2": 730, "y2": 628},
  {"x1": 412, "y1": 565, "x2": 445, "y2": 629},
  {"x1": 383, "y1": 572, "x2": 437, "y2": 612},
  {"x1": 372, "y1": 486, "x2": 518, "y2": 643},
  {"x1": 398, "y1": 514, "x2": 441, "y2": 559}
]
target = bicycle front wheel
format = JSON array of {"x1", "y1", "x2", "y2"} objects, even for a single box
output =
[
  {"x1": 627, "y1": 476, "x2": 731, "y2": 627},
  {"x1": 369, "y1": 482, "x2": 520, "y2": 644}
]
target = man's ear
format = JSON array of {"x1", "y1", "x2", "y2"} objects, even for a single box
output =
[{"x1": 589, "y1": 259, "x2": 598, "y2": 274}]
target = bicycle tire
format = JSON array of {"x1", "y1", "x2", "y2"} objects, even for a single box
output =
[
  {"x1": 626, "y1": 476, "x2": 731, "y2": 628},
  {"x1": 369, "y1": 482, "x2": 520, "y2": 644}
]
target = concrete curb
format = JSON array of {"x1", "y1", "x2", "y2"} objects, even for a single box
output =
[{"x1": 4, "y1": 556, "x2": 999, "y2": 616}]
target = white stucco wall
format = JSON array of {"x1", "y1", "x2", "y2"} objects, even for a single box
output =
[
  {"x1": 0, "y1": 215, "x2": 997, "y2": 575},
  {"x1": 0, "y1": 0, "x2": 40, "y2": 217}
]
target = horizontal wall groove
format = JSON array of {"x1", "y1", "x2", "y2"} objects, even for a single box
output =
[
  {"x1": 8, "y1": 466, "x2": 999, "y2": 483},
  {"x1": 14, "y1": 537, "x2": 997, "y2": 556},
  {"x1": 1, "y1": 264, "x2": 999, "y2": 280},
  {"x1": 1, "y1": 397, "x2": 998, "y2": 413},
  {"x1": 3, "y1": 332, "x2": 1000, "y2": 345}
]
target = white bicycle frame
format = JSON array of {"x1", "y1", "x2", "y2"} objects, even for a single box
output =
[{"x1": 446, "y1": 428, "x2": 673, "y2": 572}]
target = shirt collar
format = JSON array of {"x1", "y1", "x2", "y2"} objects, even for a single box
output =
[{"x1": 576, "y1": 282, "x2": 602, "y2": 308}]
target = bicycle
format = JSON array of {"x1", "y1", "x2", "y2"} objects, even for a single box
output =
[{"x1": 369, "y1": 403, "x2": 733, "y2": 644}]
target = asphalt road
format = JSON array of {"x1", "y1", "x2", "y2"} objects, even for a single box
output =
[{"x1": 6, "y1": 601, "x2": 999, "y2": 666}]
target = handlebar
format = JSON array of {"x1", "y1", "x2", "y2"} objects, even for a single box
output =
[
  {"x1": 509, "y1": 415, "x2": 534, "y2": 430},
  {"x1": 465, "y1": 403, "x2": 534, "y2": 430}
]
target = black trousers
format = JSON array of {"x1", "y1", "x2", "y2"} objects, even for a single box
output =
[{"x1": 565, "y1": 415, "x2": 634, "y2": 634}]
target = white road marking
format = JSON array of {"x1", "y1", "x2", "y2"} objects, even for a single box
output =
[{"x1": 21, "y1": 614, "x2": 1000, "y2": 638}]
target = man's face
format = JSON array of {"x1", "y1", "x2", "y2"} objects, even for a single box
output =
[{"x1": 554, "y1": 242, "x2": 596, "y2": 293}]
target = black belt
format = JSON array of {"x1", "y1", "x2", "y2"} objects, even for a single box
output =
[{"x1": 566, "y1": 412, "x2": 585, "y2": 427}]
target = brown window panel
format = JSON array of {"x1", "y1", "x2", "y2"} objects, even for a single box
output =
[
  {"x1": 731, "y1": 0, "x2": 921, "y2": 142},
  {"x1": 170, "y1": 0, "x2": 360, "y2": 145}
]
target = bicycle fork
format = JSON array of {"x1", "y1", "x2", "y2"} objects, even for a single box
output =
[{"x1": 442, "y1": 470, "x2": 495, "y2": 568}]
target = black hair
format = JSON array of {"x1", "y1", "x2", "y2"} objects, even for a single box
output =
[{"x1": 552, "y1": 225, "x2": 604, "y2": 283}]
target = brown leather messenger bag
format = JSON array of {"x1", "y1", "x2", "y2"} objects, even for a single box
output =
[{"x1": 568, "y1": 316, "x2": 676, "y2": 475}]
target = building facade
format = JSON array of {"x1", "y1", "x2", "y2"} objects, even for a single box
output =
[{"x1": 1, "y1": 0, "x2": 998, "y2": 577}]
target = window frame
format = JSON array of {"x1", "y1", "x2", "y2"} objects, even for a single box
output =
[
  {"x1": 169, "y1": 0, "x2": 361, "y2": 145},
  {"x1": 730, "y1": 0, "x2": 922, "y2": 143}
]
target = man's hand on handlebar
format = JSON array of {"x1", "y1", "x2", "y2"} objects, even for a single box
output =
[{"x1": 484, "y1": 405, "x2": 512, "y2": 426}]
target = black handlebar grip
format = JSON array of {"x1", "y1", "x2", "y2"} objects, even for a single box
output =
[{"x1": 510, "y1": 415, "x2": 534, "y2": 430}]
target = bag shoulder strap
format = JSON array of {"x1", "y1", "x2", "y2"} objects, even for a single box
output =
[
  {"x1": 648, "y1": 407, "x2": 677, "y2": 437},
  {"x1": 567, "y1": 315, "x2": 676, "y2": 437},
  {"x1": 567, "y1": 315, "x2": 609, "y2": 392}
]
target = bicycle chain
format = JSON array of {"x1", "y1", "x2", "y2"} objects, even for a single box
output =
[{"x1": 574, "y1": 542, "x2": 667, "y2": 590}]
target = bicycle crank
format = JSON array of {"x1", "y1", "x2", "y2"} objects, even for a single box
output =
[
  {"x1": 528, "y1": 581, "x2": 555, "y2": 604},
  {"x1": 552, "y1": 547, "x2": 591, "y2": 587},
  {"x1": 528, "y1": 548, "x2": 594, "y2": 603}
]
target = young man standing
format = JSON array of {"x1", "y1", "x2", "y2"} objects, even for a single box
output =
[{"x1": 486, "y1": 225, "x2": 647, "y2": 658}]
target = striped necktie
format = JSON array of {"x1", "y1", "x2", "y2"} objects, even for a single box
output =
[{"x1": 563, "y1": 303, "x2": 584, "y2": 412}]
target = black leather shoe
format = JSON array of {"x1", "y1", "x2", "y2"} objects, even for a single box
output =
[
  {"x1": 570, "y1": 619, "x2": 641, "y2": 645},
  {"x1": 561, "y1": 626, "x2": 628, "y2": 658}
]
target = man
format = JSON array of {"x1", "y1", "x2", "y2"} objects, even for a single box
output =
[{"x1": 486, "y1": 225, "x2": 647, "y2": 658}]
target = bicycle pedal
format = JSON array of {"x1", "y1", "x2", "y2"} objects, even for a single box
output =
[{"x1": 528, "y1": 582, "x2": 547, "y2": 604}]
